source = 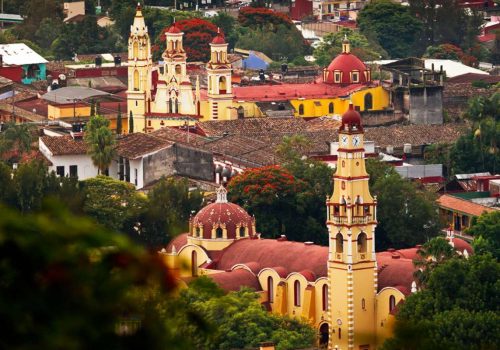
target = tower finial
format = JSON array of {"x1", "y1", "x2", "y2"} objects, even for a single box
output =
[
  {"x1": 216, "y1": 185, "x2": 228, "y2": 203},
  {"x1": 342, "y1": 33, "x2": 350, "y2": 54}
]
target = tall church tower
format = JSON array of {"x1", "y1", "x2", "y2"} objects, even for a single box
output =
[
  {"x1": 206, "y1": 29, "x2": 233, "y2": 120},
  {"x1": 127, "y1": 3, "x2": 152, "y2": 133},
  {"x1": 327, "y1": 104, "x2": 377, "y2": 350}
]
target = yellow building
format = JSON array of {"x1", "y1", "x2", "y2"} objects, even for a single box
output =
[
  {"x1": 126, "y1": 6, "x2": 391, "y2": 132},
  {"x1": 161, "y1": 106, "x2": 473, "y2": 349}
]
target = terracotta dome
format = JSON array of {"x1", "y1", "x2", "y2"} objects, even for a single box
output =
[
  {"x1": 167, "y1": 24, "x2": 181, "y2": 34},
  {"x1": 340, "y1": 103, "x2": 362, "y2": 131},
  {"x1": 211, "y1": 34, "x2": 226, "y2": 45},
  {"x1": 323, "y1": 38, "x2": 370, "y2": 84},
  {"x1": 190, "y1": 186, "x2": 255, "y2": 240}
]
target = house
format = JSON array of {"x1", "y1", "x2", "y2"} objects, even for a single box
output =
[
  {"x1": 0, "y1": 43, "x2": 47, "y2": 84},
  {"x1": 234, "y1": 48, "x2": 273, "y2": 71},
  {"x1": 63, "y1": 1, "x2": 85, "y2": 22},
  {"x1": 437, "y1": 194, "x2": 497, "y2": 232}
]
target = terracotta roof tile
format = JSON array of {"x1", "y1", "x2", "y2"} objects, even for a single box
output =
[
  {"x1": 40, "y1": 135, "x2": 87, "y2": 155},
  {"x1": 116, "y1": 133, "x2": 173, "y2": 159},
  {"x1": 437, "y1": 194, "x2": 496, "y2": 216},
  {"x1": 209, "y1": 268, "x2": 261, "y2": 292}
]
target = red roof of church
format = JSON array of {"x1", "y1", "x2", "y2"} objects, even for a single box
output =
[
  {"x1": 209, "y1": 268, "x2": 261, "y2": 291},
  {"x1": 325, "y1": 52, "x2": 369, "y2": 84},
  {"x1": 167, "y1": 24, "x2": 181, "y2": 34},
  {"x1": 232, "y1": 83, "x2": 364, "y2": 102}
]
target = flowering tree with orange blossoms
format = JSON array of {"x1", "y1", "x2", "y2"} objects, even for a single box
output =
[{"x1": 237, "y1": 7, "x2": 292, "y2": 29}]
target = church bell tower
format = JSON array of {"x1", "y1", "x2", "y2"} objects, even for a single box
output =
[
  {"x1": 127, "y1": 3, "x2": 152, "y2": 133},
  {"x1": 206, "y1": 29, "x2": 233, "y2": 120},
  {"x1": 327, "y1": 104, "x2": 378, "y2": 350}
]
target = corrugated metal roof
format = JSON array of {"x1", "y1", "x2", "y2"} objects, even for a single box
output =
[
  {"x1": 455, "y1": 172, "x2": 491, "y2": 180},
  {"x1": 42, "y1": 86, "x2": 112, "y2": 104},
  {"x1": 0, "y1": 43, "x2": 47, "y2": 65}
]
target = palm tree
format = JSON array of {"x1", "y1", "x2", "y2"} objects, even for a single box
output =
[
  {"x1": 413, "y1": 236, "x2": 458, "y2": 288},
  {"x1": 0, "y1": 122, "x2": 35, "y2": 156},
  {"x1": 84, "y1": 115, "x2": 116, "y2": 175}
]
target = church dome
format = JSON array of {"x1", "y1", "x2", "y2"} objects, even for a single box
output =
[
  {"x1": 167, "y1": 23, "x2": 181, "y2": 34},
  {"x1": 323, "y1": 37, "x2": 370, "y2": 85},
  {"x1": 211, "y1": 33, "x2": 226, "y2": 45},
  {"x1": 190, "y1": 186, "x2": 255, "y2": 240},
  {"x1": 340, "y1": 103, "x2": 362, "y2": 131}
]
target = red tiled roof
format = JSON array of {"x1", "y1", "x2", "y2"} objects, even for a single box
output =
[
  {"x1": 477, "y1": 33, "x2": 495, "y2": 43},
  {"x1": 232, "y1": 82, "x2": 364, "y2": 101},
  {"x1": 326, "y1": 53, "x2": 368, "y2": 84},
  {"x1": 116, "y1": 133, "x2": 173, "y2": 159},
  {"x1": 40, "y1": 135, "x2": 87, "y2": 155},
  {"x1": 209, "y1": 268, "x2": 261, "y2": 292},
  {"x1": 437, "y1": 194, "x2": 496, "y2": 217},
  {"x1": 166, "y1": 233, "x2": 188, "y2": 253},
  {"x1": 446, "y1": 73, "x2": 500, "y2": 84}
]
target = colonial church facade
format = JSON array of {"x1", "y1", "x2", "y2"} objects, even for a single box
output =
[
  {"x1": 126, "y1": 5, "x2": 391, "y2": 133},
  {"x1": 162, "y1": 105, "x2": 472, "y2": 349}
]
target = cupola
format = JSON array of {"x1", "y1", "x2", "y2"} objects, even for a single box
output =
[{"x1": 340, "y1": 103, "x2": 362, "y2": 132}]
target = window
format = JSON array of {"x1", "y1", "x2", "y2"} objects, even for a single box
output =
[
  {"x1": 191, "y1": 251, "x2": 198, "y2": 277},
  {"x1": 133, "y1": 70, "x2": 139, "y2": 90},
  {"x1": 362, "y1": 298, "x2": 366, "y2": 310},
  {"x1": 69, "y1": 165, "x2": 77, "y2": 178},
  {"x1": 134, "y1": 168, "x2": 138, "y2": 186},
  {"x1": 333, "y1": 205, "x2": 340, "y2": 216},
  {"x1": 119, "y1": 157, "x2": 124, "y2": 181},
  {"x1": 175, "y1": 64, "x2": 181, "y2": 74},
  {"x1": 237, "y1": 106, "x2": 245, "y2": 119},
  {"x1": 389, "y1": 295, "x2": 396, "y2": 312},
  {"x1": 147, "y1": 120, "x2": 151, "y2": 127},
  {"x1": 352, "y1": 72, "x2": 359, "y2": 83},
  {"x1": 364, "y1": 205, "x2": 370, "y2": 216},
  {"x1": 216, "y1": 227, "x2": 223, "y2": 238},
  {"x1": 196, "y1": 227, "x2": 201, "y2": 237},
  {"x1": 322, "y1": 284, "x2": 328, "y2": 311},
  {"x1": 125, "y1": 159, "x2": 130, "y2": 182},
  {"x1": 357, "y1": 232, "x2": 367, "y2": 254},
  {"x1": 239, "y1": 227, "x2": 245, "y2": 237},
  {"x1": 56, "y1": 166, "x2": 65, "y2": 177},
  {"x1": 336, "y1": 233, "x2": 343, "y2": 253},
  {"x1": 294, "y1": 280, "x2": 301, "y2": 306},
  {"x1": 364, "y1": 93, "x2": 373, "y2": 110},
  {"x1": 329, "y1": 102, "x2": 334, "y2": 114},
  {"x1": 268, "y1": 276, "x2": 274, "y2": 303},
  {"x1": 334, "y1": 72, "x2": 341, "y2": 83},
  {"x1": 219, "y1": 76, "x2": 227, "y2": 94},
  {"x1": 298, "y1": 104, "x2": 304, "y2": 115}
]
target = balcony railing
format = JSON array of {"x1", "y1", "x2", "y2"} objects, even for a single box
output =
[{"x1": 331, "y1": 215, "x2": 371, "y2": 225}]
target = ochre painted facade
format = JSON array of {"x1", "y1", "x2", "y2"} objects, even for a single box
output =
[{"x1": 126, "y1": 7, "x2": 391, "y2": 131}]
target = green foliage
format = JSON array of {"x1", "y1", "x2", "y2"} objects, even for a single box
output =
[
  {"x1": 467, "y1": 211, "x2": 500, "y2": 260},
  {"x1": 34, "y1": 17, "x2": 64, "y2": 51},
  {"x1": 313, "y1": 28, "x2": 387, "y2": 66},
  {"x1": 0, "y1": 202, "x2": 194, "y2": 349},
  {"x1": 139, "y1": 178, "x2": 203, "y2": 248},
  {"x1": 209, "y1": 12, "x2": 237, "y2": 48},
  {"x1": 0, "y1": 122, "x2": 35, "y2": 158},
  {"x1": 85, "y1": 115, "x2": 116, "y2": 174},
  {"x1": 366, "y1": 160, "x2": 440, "y2": 250},
  {"x1": 229, "y1": 136, "x2": 333, "y2": 244},
  {"x1": 82, "y1": 176, "x2": 146, "y2": 233},
  {"x1": 413, "y1": 237, "x2": 458, "y2": 288},
  {"x1": 358, "y1": 0, "x2": 423, "y2": 58},
  {"x1": 176, "y1": 277, "x2": 316, "y2": 350},
  {"x1": 383, "y1": 254, "x2": 500, "y2": 350}
]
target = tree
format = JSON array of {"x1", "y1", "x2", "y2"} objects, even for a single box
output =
[
  {"x1": 176, "y1": 277, "x2": 316, "y2": 350},
  {"x1": 413, "y1": 237, "x2": 458, "y2": 288},
  {"x1": 140, "y1": 178, "x2": 203, "y2": 248},
  {"x1": 209, "y1": 12, "x2": 237, "y2": 48},
  {"x1": 129, "y1": 111, "x2": 134, "y2": 133},
  {"x1": 81, "y1": 176, "x2": 146, "y2": 233},
  {"x1": 34, "y1": 17, "x2": 64, "y2": 51},
  {"x1": 238, "y1": 7, "x2": 292, "y2": 29},
  {"x1": 467, "y1": 211, "x2": 500, "y2": 260},
  {"x1": 314, "y1": 28, "x2": 388, "y2": 66},
  {"x1": 0, "y1": 122, "x2": 35, "y2": 159},
  {"x1": 367, "y1": 160, "x2": 441, "y2": 250},
  {"x1": 382, "y1": 254, "x2": 500, "y2": 350},
  {"x1": 13, "y1": 0, "x2": 63, "y2": 43},
  {"x1": 116, "y1": 104, "x2": 122, "y2": 135},
  {"x1": 84, "y1": 115, "x2": 116, "y2": 174},
  {"x1": 358, "y1": 0, "x2": 423, "y2": 58},
  {"x1": 0, "y1": 203, "x2": 196, "y2": 349}
]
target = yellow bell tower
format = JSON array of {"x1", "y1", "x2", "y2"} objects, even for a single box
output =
[
  {"x1": 127, "y1": 3, "x2": 152, "y2": 133},
  {"x1": 327, "y1": 104, "x2": 378, "y2": 350},
  {"x1": 206, "y1": 29, "x2": 233, "y2": 120}
]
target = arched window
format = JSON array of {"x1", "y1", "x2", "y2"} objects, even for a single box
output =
[
  {"x1": 357, "y1": 232, "x2": 367, "y2": 254},
  {"x1": 389, "y1": 295, "x2": 396, "y2": 312},
  {"x1": 329, "y1": 102, "x2": 334, "y2": 114},
  {"x1": 175, "y1": 64, "x2": 182, "y2": 75},
  {"x1": 364, "y1": 92, "x2": 373, "y2": 110},
  {"x1": 322, "y1": 284, "x2": 328, "y2": 311},
  {"x1": 267, "y1": 276, "x2": 274, "y2": 303},
  {"x1": 216, "y1": 227, "x2": 223, "y2": 238},
  {"x1": 298, "y1": 104, "x2": 304, "y2": 115},
  {"x1": 196, "y1": 227, "x2": 201, "y2": 237},
  {"x1": 133, "y1": 70, "x2": 139, "y2": 91},
  {"x1": 191, "y1": 250, "x2": 198, "y2": 277},
  {"x1": 219, "y1": 76, "x2": 227, "y2": 94},
  {"x1": 294, "y1": 280, "x2": 301, "y2": 306},
  {"x1": 336, "y1": 233, "x2": 343, "y2": 253},
  {"x1": 133, "y1": 41, "x2": 138, "y2": 57},
  {"x1": 239, "y1": 227, "x2": 245, "y2": 237},
  {"x1": 319, "y1": 323, "x2": 329, "y2": 347}
]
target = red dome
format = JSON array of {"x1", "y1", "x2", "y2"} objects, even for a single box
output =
[
  {"x1": 191, "y1": 186, "x2": 254, "y2": 240},
  {"x1": 324, "y1": 52, "x2": 369, "y2": 84},
  {"x1": 211, "y1": 34, "x2": 226, "y2": 44},
  {"x1": 167, "y1": 24, "x2": 181, "y2": 34},
  {"x1": 341, "y1": 103, "x2": 362, "y2": 130}
]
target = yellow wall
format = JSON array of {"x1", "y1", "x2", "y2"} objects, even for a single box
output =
[
  {"x1": 376, "y1": 288, "x2": 406, "y2": 348},
  {"x1": 47, "y1": 104, "x2": 91, "y2": 120},
  {"x1": 291, "y1": 86, "x2": 389, "y2": 118}
]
